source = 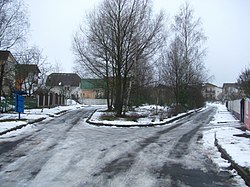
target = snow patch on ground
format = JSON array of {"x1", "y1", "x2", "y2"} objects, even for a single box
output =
[
  {"x1": 217, "y1": 127, "x2": 250, "y2": 168},
  {"x1": 0, "y1": 101, "x2": 85, "y2": 134},
  {"x1": 0, "y1": 121, "x2": 27, "y2": 132},
  {"x1": 0, "y1": 102, "x2": 249, "y2": 186},
  {"x1": 202, "y1": 103, "x2": 250, "y2": 171},
  {"x1": 201, "y1": 103, "x2": 249, "y2": 186}
]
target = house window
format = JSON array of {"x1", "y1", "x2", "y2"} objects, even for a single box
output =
[{"x1": 64, "y1": 86, "x2": 70, "y2": 91}]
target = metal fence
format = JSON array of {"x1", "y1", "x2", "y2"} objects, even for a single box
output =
[
  {"x1": 226, "y1": 98, "x2": 248, "y2": 130},
  {"x1": 37, "y1": 93, "x2": 65, "y2": 108}
]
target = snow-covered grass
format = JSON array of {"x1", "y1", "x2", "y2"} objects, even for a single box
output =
[
  {"x1": 89, "y1": 105, "x2": 195, "y2": 126},
  {"x1": 202, "y1": 103, "x2": 250, "y2": 172}
]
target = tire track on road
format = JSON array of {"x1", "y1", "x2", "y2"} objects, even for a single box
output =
[
  {"x1": 0, "y1": 108, "x2": 96, "y2": 186},
  {"x1": 89, "y1": 108, "x2": 215, "y2": 185},
  {"x1": 168, "y1": 107, "x2": 215, "y2": 159}
]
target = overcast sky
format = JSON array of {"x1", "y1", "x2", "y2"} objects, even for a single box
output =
[{"x1": 25, "y1": 0, "x2": 250, "y2": 87}]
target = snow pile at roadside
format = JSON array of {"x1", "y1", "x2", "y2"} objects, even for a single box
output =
[
  {"x1": 208, "y1": 102, "x2": 239, "y2": 124},
  {"x1": 202, "y1": 103, "x2": 250, "y2": 170},
  {"x1": 0, "y1": 121, "x2": 27, "y2": 133},
  {"x1": 216, "y1": 127, "x2": 250, "y2": 168}
]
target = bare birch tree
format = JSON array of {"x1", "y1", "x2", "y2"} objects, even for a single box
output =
[
  {"x1": 162, "y1": 3, "x2": 207, "y2": 107},
  {"x1": 73, "y1": 0, "x2": 165, "y2": 116}
]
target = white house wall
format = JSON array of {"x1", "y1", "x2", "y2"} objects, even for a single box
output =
[{"x1": 50, "y1": 86, "x2": 80, "y2": 99}]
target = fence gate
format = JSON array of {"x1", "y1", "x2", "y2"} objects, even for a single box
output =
[
  {"x1": 245, "y1": 99, "x2": 250, "y2": 130},
  {"x1": 240, "y1": 99, "x2": 245, "y2": 123}
]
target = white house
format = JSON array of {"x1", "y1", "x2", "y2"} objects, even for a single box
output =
[
  {"x1": 202, "y1": 83, "x2": 222, "y2": 101},
  {"x1": 46, "y1": 73, "x2": 81, "y2": 101},
  {"x1": 222, "y1": 83, "x2": 244, "y2": 101}
]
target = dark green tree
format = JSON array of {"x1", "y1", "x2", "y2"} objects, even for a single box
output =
[{"x1": 238, "y1": 67, "x2": 250, "y2": 97}]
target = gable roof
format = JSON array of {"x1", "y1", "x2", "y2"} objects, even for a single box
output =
[
  {"x1": 16, "y1": 64, "x2": 40, "y2": 76},
  {"x1": 15, "y1": 64, "x2": 40, "y2": 83},
  {"x1": 203, "y1": 83, "x2": 218, "y2": 88},
  {"x1": 222, "y1": 83, "x2": 239, "y2": 89},
  {"x1": 80, "y1": 79, "x2": 105, "y2": 90},
  {"x1": 46, "y1": 73, "x2": 81, "y2": 87},
  {"x1": 0, "y1": 50, "x2": 17, "y2": 63}
]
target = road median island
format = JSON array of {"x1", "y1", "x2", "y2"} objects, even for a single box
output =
[
  {"x1": 86, "y1": 108, "x2": 201, "y2": 128},
  {"x1": 214, "y1": 133, "x2": 250, "y2": 187}
]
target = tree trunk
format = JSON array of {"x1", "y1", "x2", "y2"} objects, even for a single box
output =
[
  {"x1": 105, "y1": 77, "x2": 112, "y2": 111},
  {"x1": 114, "y1": 74, "x2": 123, "y2": 117},
  {"x1": 0, "y1": 63, "x2": 5, "y2": 103},
  {"x1": 123, "y1": 78, "x2": 132, "y2": 116}
]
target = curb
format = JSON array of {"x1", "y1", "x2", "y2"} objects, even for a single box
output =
[
  {"x1": 86, "y1": 109, "x2": 200, "y2": 128},
  {"x1": 214, "y1": 133, "x2": 250, "y2": 187}
]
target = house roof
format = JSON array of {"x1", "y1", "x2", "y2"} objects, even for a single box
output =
[
  {"x1": 0, "y1": 50, "x2": 17, "y2": 63},
  {"x1": 80, "y1": 79, "x2": 105, "y2": 90},
  {"x1": 222, "y1": 83, "x2": 239, "y2": 89},
  {"x1": 203, "y1": 83, "x2": 218, "y2": 88},
  {"x1": 46, "y1": 73, "x2": 81, "y2": 87},
  {"x1": 16, "y1": 64, "x2": 40, "y2": 75},
  {"x1": 15, "y1": 64, "x2": 40, "y2": 82}
]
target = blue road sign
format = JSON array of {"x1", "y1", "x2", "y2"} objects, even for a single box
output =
[
  {"x1": 15, "y1": 94, "x2": 24, "y2": 113},
  {"x1": 13, "y1": 90, "x2": 27, "y2": 95}
]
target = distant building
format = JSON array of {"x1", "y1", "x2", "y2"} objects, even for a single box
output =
[
  {"x1": 202, "y1": 83, "x2": 222, "y2": 101},
  {"x1": 0, "y1": 51, "x2": 18, "y2": 97},
  {"x1": 46, "y1": 73, "x2": 81, "y2": 100},
  {"x1": 80, "y1": 79, "x2": 106, "y2": 99},
  {"x1": 15, "y1": 64, "x2": 40, "y2": 95},
  {"x1": 222, "y1": 83, "x2": 244, "y2": 101}
]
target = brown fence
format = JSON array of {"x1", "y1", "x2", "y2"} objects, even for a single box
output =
[{"x1": 37, "y1": 93, "x2": 65, "y2": 108}]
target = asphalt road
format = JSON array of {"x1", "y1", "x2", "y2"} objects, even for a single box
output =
[{"x1": 0, "y1": 106, "x2": 243, "y2": 187}]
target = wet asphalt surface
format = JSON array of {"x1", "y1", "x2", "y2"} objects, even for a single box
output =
[{"x1": 0, "y1": 106, "x2": 243, "y2": 187}]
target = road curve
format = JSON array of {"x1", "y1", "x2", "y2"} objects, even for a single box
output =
[{"x1": 0, "y1": 106, "x2": 243, "y2": 187}]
